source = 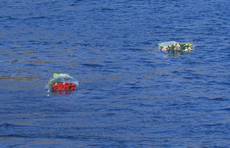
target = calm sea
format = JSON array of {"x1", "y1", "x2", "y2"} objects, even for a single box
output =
[{"x1": 0, "y1": 0, "x2": 230, "y2": 147}]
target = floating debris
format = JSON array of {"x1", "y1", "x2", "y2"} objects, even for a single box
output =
[
  {"x1": 48, "y1": 73, "x2": 79, "y2": 93},
  {"x1": 159, "y1": 41, "x2": 193, "y2": 53}
]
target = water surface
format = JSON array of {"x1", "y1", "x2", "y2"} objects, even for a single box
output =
[{"x1": 0, "y1": 0, "x2": 230, "y2": 147}]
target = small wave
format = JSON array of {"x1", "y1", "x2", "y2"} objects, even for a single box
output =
[
  {"x1": 210, "y1": 97, "x2": 227, "y2": 101},
  {"x1": 23, "y1": 16, "x2": 49, "y2": 21},
  {"x1": 0, "y1": 123, "x2": 24, "y2": 128},
  {"x1": 125, "y1": 48, "x2": 144, "y2": 52},
  {"x1": 100, "y1": 7, "x2": 116, "y2": 12},
  {"x1": 220, "y1": 108, "x2": 230, "y2": 111},
  {"x1": 202, "y1": 123, "x2": 223, "y2": 127},
  {"x1": 25, "y1": 60, "x2": 51, "y2": 66},
  {"x1": 0, "y1": 76, "x2": 39, "y2": 82},
  {"x1": 82, "y1": 63, "x2": 104, "y2": 68}
]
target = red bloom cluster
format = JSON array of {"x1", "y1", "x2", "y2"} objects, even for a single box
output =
[{"x1": 52, "y1": 82, "x2": 77, "y2": 92}]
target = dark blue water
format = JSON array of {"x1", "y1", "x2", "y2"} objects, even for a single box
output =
[{"x1": 0, "y1": 0, "x2": 230, "y2": 147}]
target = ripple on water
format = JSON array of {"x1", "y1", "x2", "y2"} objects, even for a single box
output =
[{"x1": 0, "y1": 0, "x2": 230, "y2": 147}]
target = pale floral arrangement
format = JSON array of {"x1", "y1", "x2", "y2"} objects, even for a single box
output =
[{"x1": 159, "y1": 41, "x2": 193, "y2": 53}]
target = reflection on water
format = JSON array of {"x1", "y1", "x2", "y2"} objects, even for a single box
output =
[{"x1": 0, "y1": 76, "x2": 39, "y2": 81}]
